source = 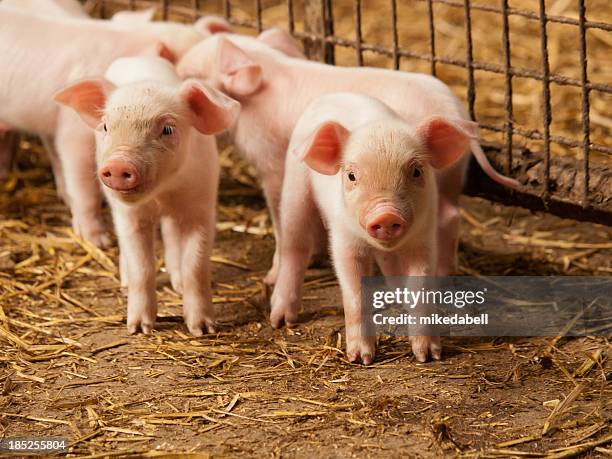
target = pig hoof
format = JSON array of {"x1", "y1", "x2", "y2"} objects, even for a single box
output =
[
  {"x1": 410, "y1": 336, "x2": 442, "y2": 363},
  {"x1": 269, "y1": 307, "x2": 298, "y2": 329},
  {"x1": 127, "y1": 318, "x2": 156, "y2": 335},
  {"x1": 86, "y1": 231, "x2": 112, "y2": 249},
  {"x1": 186, "y1": 319, "x2": 215, "y2": 336},
  {"x1": 346, "y1": 337, "x2": 376, "y2": 365}
]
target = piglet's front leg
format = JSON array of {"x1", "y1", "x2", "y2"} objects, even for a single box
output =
[
  {"x1": 376, "y1": 248, "x2": 441, "y2": 363},
  {"x1": 114, "y1": 211, "x2": 157, "y2": 335},
  {"x1": 176, "y1": 217, "x2": 216, "y2": 336},
  {"x1": 331, "y1": 234, "x2": 376, "y2": 365}
]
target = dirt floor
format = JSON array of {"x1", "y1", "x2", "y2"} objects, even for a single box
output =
[{"x1": 0, "y1": 141, "x2": 610, "y2": 458}]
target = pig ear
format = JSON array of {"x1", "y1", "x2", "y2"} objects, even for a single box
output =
[
  {"x1": 216, "y1": 37, "x2": 262, "y2": 96},
  {"x1": 195, "y1": 15, "x2": 232, "y2": 35},
  {"x1": 180, "y1": 79, "x2": 240, "y2": 135},
  {"x1": 297, "y1": 121, "x2": 350, "y2": 175},
  {"x1": 111, "y1": 7, "x2": 156, "y2": 23},
  {"x1": 257, "y1": 28, "x2": 305, "y2": 58},
  {"x1": 416, "y1": 116, "x2": 478, "y2": 169},
  {"x1": 154, "y1": 42, "x2": 176, "y2": 64},
  {"x1": 53, "y1": 79, "x2": 115, "y2": 129}
]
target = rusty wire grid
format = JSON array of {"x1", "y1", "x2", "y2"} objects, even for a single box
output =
[{"x1": 89, "y1": 0, "x2": 611, "y2": 224}]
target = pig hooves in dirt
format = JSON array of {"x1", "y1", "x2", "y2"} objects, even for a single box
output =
[
  {"x1": 410, "y1": 336, "x2": 442, "y2": 363},
  {"x1": 346, "y1": 336, "x2": 376, "y2": 365},
  {"x1": 185, "y1": 318, "x2": 216, "y2": 337},
  {"x1": 269, "y1": 306, "x2": 298, "y2": 329},
  {"x1": 127, "y1": 319, "x2": 155, "y2": 335},
  {"x1": 73, "y1": 220, "x2": 112, "y2": 249}
]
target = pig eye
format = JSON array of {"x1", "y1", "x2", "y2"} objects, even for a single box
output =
[
  {"x1": 161, "y1": 125, "x2": 174, "y2": 137},
  {"x1": 347, "y1": 172, "x2": 356, "y2": 182},
  {"x1": 412, "y1": 167, "x2": 422, "y2": 178},
  {"x1": 103, "y1": 123, "x2": 107, "y2": 132}
]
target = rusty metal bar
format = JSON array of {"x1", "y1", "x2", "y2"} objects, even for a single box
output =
[
  {"x1": 255, "y1": 0, "x2": 262, "y2": 33},
  {"x1": 500, "y1": 0, "x2": 513, "y2": 176},
  {"x1": 224, "y1": 0, "x2": 230, "y2": 20},
  {"x1": 353, "y1": 0, "x2": 363, "y2": 66},
  {"x1": 463, "y1": 0, "x2": 475, "y2": 121},
  {"x1": 426, "y1": 0, "x2": 436, "y2": 76},
  {"x1": 538, "y1": 0, "x2": 551, "y2": 198},
  {"x1": 390, "y1": 0, "x2": 399, "y2": 70},
  {"x1": 161, "y1": 0, "x2": 168, "y2": 20},
  {"x1": 323, "y1": 0, "x2": 335, "y2": 64},
  {"x1": 287, "y1": 0, "x2": 295, "y2": 35},
  {"x1": 578, "y1": 0, "x2": 590, "y2": 209}
]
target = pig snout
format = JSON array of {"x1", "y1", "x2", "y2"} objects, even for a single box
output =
[
  {"x1": 365, "y1": 206, "x2": 407, "y2": 242},
  {"x1": 99, "y1": 158, "x2": 141, "y2": 192}
]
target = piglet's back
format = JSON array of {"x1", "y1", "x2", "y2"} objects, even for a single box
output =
[{"x1": 105, "y1": 57, "x2": 182, "y2": 87}]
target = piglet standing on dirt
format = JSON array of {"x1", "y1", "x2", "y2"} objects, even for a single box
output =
[
  {"x1": 177, "y1": 32, "x2": 519, "y2": 362},
  {"x1": 272, "y1": 93, "x2": 478, "y2": 363},
  {"x1": 0, "y1": 5, "x2": 230, "y2": 247},
  {"x1": 55, "y1": 57, "x2": 240, "y2": 335}
]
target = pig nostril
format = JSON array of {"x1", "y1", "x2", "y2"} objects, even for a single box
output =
[
  {"x1": 392, "y1": 223, "x2": 401, "y2": 229},
  {"x1": 373, "y1": 224, "x2": 381, "y2": 231},
  {"x1": 102, "y1": 171, "x2": 112, "y2": 178},
  {"x1": 122, "y1": 172, "x2": 132, "y2": 179}
]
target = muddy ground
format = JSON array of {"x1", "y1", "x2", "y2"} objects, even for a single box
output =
[{"x1": 0, "y1": 143, "x2": 610, "y2": 458}]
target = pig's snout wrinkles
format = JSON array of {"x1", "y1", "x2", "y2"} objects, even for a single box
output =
[
  {"x1": 365, "y1": 207, "x2": 407, "y2": 242},
  {"x1": 99, "y1": 159, "x2": 141, "y2": 192}
]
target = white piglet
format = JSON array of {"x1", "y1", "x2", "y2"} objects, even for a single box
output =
[
  {"x1": 273, "y1": 93, "x2": 478, "y2": 363},
  {"x1": 55, "y1": 57, "x2": 239, "y2": 335}
]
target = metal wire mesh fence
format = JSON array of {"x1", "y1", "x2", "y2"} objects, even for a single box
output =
[{"x1": 90, "y1": 0, "x2": 611, "y2": 224}]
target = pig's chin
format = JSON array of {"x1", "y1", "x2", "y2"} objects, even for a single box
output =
[
  {"x1": 367, "y1": 235, "x2": 406, "y2": 252},
  {"x1": 107, "y1": 183, "x2": 153, "y2": 205}
]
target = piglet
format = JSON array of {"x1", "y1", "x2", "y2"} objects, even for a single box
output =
[
  {"x1": 55, "y1": 57, "x2": 240, "y2": 335},
  {"x1": 0, "y1": 5, "x2": 230, "y2": 247},
  {"x1": 176, "y1": 31, "x2": 518, "y2": 289},
  {"x1": 272, "y1": 93, "x2": 477, "y2": 364}
]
